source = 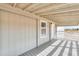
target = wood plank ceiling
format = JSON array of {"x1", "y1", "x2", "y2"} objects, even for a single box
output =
[{"x1": 7, "y1": 3, "x2": 79, "y2": 26}]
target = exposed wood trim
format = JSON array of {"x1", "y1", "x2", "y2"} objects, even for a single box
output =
[
  {"x1": 52, "y1": 9, "x2": 79, "y2": 15},
  {"x1": 12, "y1": 3, "x2": 17, "y2": 7},
  {"x1": 33, "y1": 4, "x2": 67, "y2": 13},
  {"x1": 24, "y1": 4, "x2": 39, "y2": 11},
  {"x1": 39, "y1": 8, "x2": 79, "y2": 16},
  {"x1": 23, "y1": 3, "x2": 32, "y2": 10},
  {"x1": 0, "y1": 4, "x2": 53, "y2": 23},
  {"x1": 30, "y1": 4, "x2": 52, "y2": 12}
]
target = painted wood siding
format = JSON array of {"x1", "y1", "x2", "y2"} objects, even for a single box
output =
[{"x1": 0, "y1": 10, "x2": 36, "y2": 56}]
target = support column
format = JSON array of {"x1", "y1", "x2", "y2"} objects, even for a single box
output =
[
  {"x1": 36, "y1": 19, "x2": 38, "y2": 48},
  {"x1": 49, "y1": 23, "x2": 52, "y2": 41},
  {"x1": 54, "y1": 24, "x2": 57, "y2": 39}
]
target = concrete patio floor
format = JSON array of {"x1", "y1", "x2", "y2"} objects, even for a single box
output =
[{"x1": 20, "y1": 39, "x2": 79, "y2": 56}]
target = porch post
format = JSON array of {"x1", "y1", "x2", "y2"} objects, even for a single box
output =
[
  {"x1": 49, "y1": 22, "x2": 52, "y2": 41},
  {"x1": 36, "y1": 19, "x2": 38, "y2": 48},
  {"x1": 54, "y1": 24, "x2": 57, "y2": 39}
]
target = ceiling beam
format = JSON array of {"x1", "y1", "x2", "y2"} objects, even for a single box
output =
[
  {"x1": 39, "y1": 8, "x2": 79, "y2": 16},
  {"x1": 34, "y1": 4, "x2": 79, "y2": 15},
  {"x1": 33, "y1": 4, "x2": 68, "y2": 13},
  {"x1": 0, "y1": 4, "x2": 53, "y2": 23},
  {"x1": 30, "y1": 4, "x2": 52, "y2": 12},
  {"x1": 24, "y1": 4, "x2": 40, "y2": 11},
  {"x1": 23, "y1": 3, "x2": 32, "y2": 10},
  {"x1": 12, "y1": 3, "x2": 17, "y2": 8}
]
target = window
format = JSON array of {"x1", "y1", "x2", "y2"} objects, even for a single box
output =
[
  {"x1": 41, "y1": 22, "x2": 46, "y2": 27},
  {"x1": 40, "y1": 21, "x2": 47, "y2": 37}
]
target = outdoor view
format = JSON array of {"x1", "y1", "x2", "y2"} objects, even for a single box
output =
[{"x1": 57, "y1": 26, "x2": 79, "y2": 41}]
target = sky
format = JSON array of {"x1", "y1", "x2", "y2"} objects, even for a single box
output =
[
  {"x1": 57, "y1": 26, "x2": 79, "y2": 31},
  {"x1": 64, "y1": 26, "x2": 79, "y2": 29}
]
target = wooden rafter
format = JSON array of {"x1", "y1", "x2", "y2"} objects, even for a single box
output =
[
  {"x1": 24, "y1": 4, "x2": 40, "y2": 11},
  {"x1": 33, "y1": 4, "x2": 67, "y2": 13},
  {"x1": 30, "y1": 3, "x2": 52, "y2": 12},
  {"x1": 12, "y1": 3, "x2": 17, "y2": 7},
  {"x1": 38, "y1": 8, "x2": 79, "y2": 16},
  {"x1": 23, "y1": 3, "x2": 32, "y2": 10}
]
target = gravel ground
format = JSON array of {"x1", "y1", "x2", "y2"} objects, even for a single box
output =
[{"x1": 57, "y1": 31, "x2": 79, "y2": 41}]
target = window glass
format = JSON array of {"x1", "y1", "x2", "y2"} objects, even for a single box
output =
[
  {"x1": 40, "y1": 21, "x2": 47, "y2": 37},
  {"x1": 41, "y1": 22, "x2": 46, "y2": 27}
]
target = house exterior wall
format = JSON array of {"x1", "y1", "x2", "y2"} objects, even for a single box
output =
[
  {"x1": 38, "y1": 19, "x2": 50, "y2": 46},
  {"x1": 37, "y1": 19, "x2": 56, "y2": 46},
  {"x1": 0, "y1": 10, "x2": 36, "y2": 56},
  {"x1": 0, "y1": 9, "x2": 55, "y2": 56}
]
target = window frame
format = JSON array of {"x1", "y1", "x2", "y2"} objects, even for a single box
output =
[{"x1": 40, "y1": 20, "x2": 47, "y2": 38}]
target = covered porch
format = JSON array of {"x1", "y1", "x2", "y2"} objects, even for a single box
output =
[
  {"x1": 0, "y1": 3, "x2": 79, "y2": 56},
  {"x1": 20, "y1": 39, "x2": 79, "y2": 56}
]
